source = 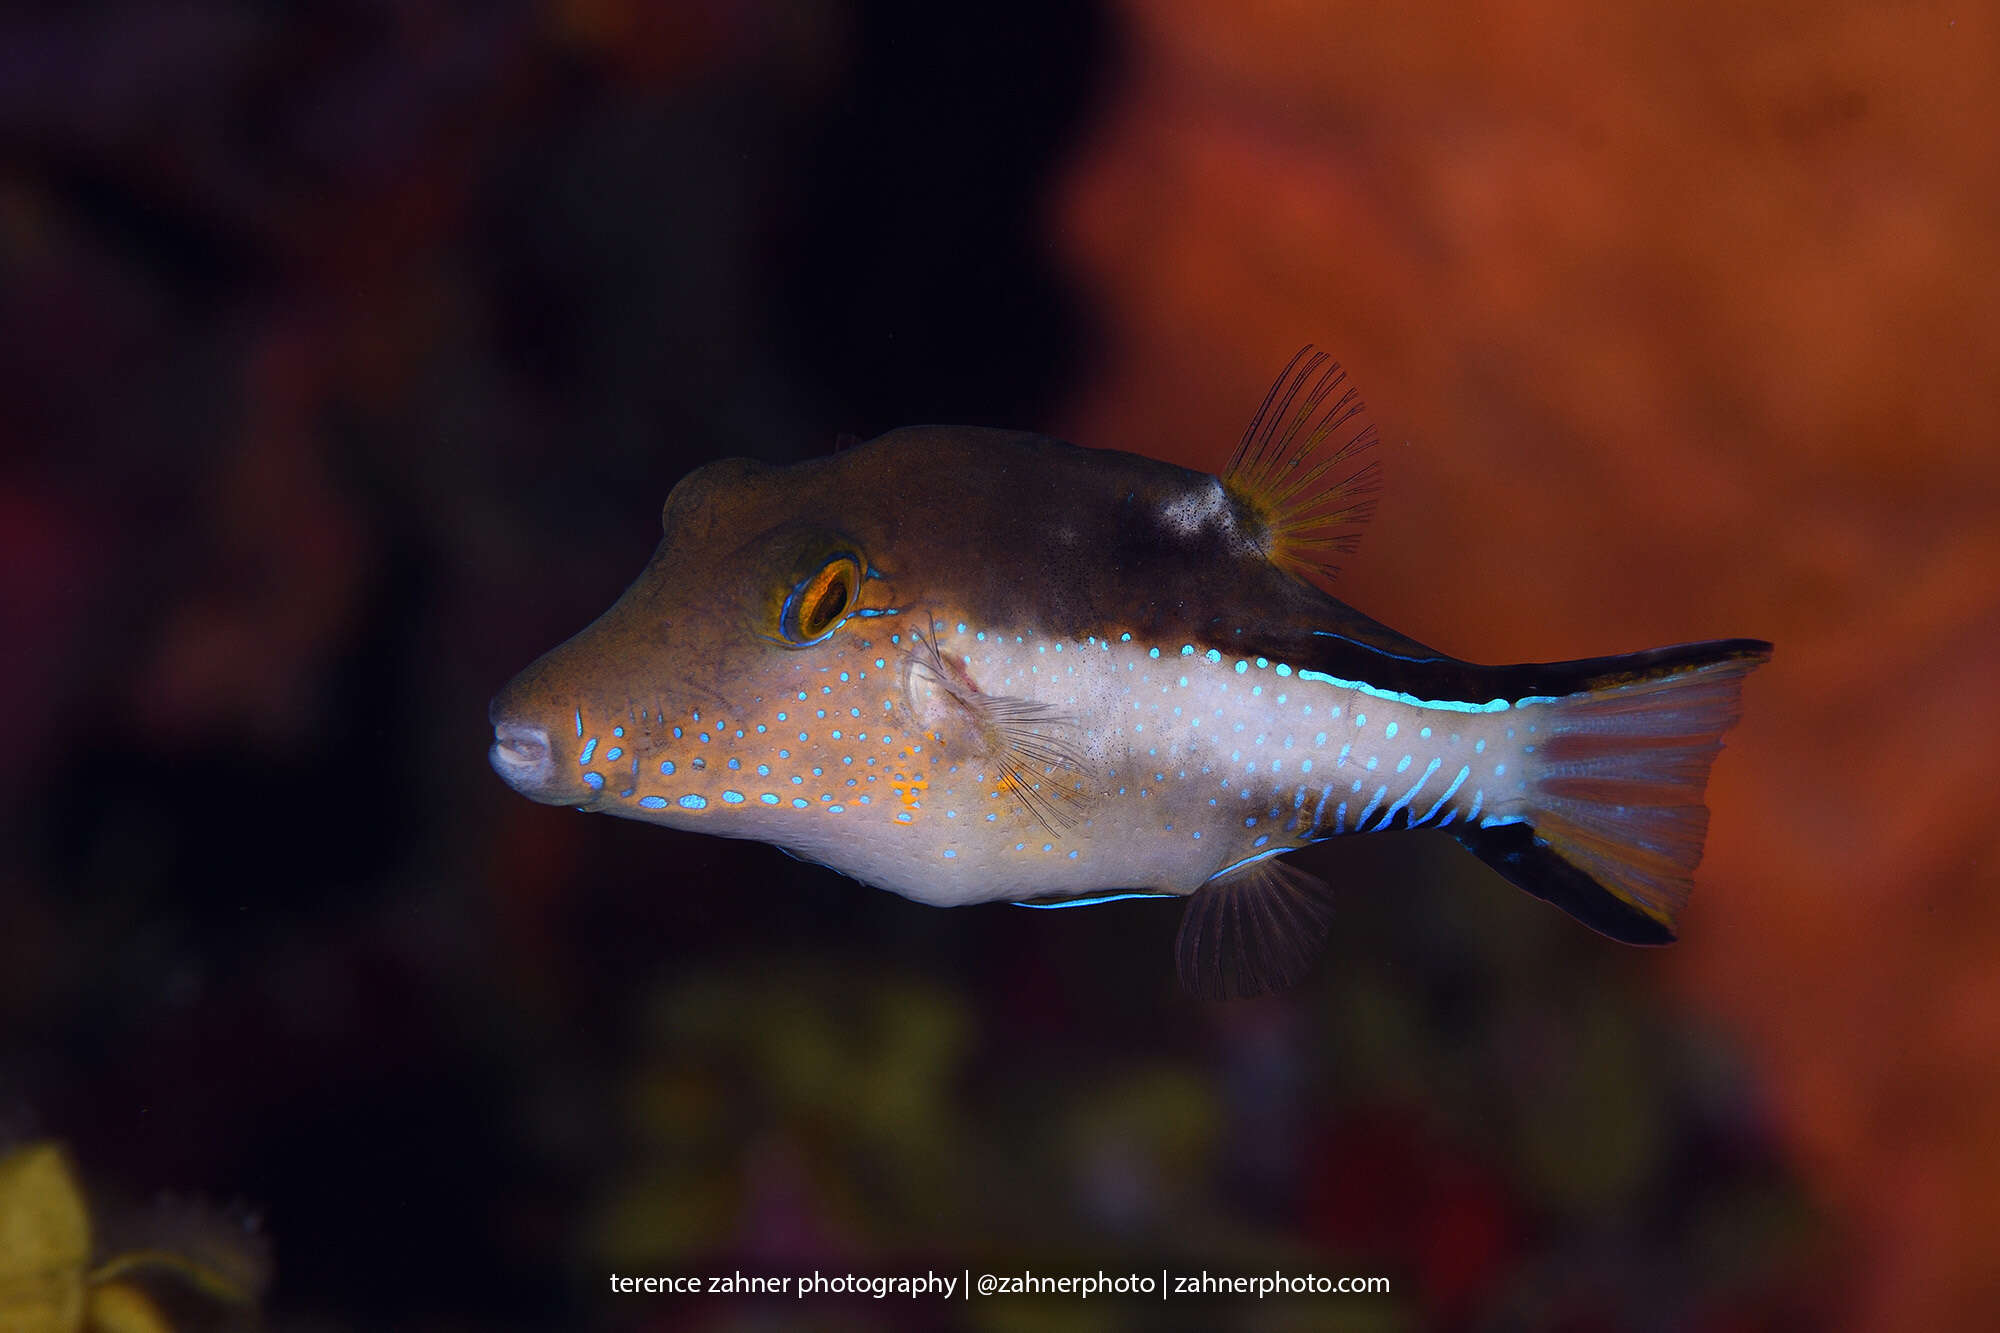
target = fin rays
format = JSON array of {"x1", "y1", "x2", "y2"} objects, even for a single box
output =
[
  {"x1": 1176, "y1": 855, "x2": 1338, "y2": 1000},
  {"x1": 903, "y1": 625, "x2": 1094, "y2": 834},
  {"x1": 1223, "y1": 346, "x2": 1383, "y2": 586}
]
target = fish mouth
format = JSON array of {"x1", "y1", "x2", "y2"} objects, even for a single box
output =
[{"x1": 487, "y1": 715, "x2": 588, "y2": 805}]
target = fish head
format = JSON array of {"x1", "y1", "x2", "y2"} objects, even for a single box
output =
[{"x1": 488, "y1": 451, "x2": 891, "y2": 821}]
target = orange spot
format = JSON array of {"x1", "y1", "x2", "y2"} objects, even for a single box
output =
[{"x1": 889, "y1": 746, "x2": 928, "y2": 809}]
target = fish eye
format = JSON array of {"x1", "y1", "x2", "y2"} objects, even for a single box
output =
[{"x1": 780, "y1": 552, "x2": 862, "y2": 645}]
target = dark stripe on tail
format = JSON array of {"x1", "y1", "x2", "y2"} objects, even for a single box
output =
[{"x1": 1458, "y1": 821, "x2": 1677, "y2": 944}]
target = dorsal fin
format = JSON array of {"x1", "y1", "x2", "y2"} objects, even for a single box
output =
[
  {"x1": 1222, "y1": 346, "x2": 1383, "y2": 589},
  {"x1": 1175, "y1": 853, "x2": 1338, "y2": 1000}
]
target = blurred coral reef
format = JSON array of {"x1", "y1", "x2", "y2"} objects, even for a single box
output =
[{"x1": 2, "y1": 1, "x2": 1992, "y2": 1330}]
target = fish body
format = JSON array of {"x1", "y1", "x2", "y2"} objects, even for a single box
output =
[{"x1": 490, "y1": 353, "x2": 1769, "y2": 995}]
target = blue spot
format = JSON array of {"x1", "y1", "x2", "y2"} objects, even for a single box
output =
[
  {"x1": 756, "y1": 724, "x2": 767, "y2": 733},
  {"x1": 1420, "y1": 726, "x2": 1432, "y2": 739},
  {"x1": 583, "y1": 772, "x2": 604, "y2": 790},
  {"x1": 1206, "y1": 649, "x2": 1222, "y2": 663},
  {"x1": 1148, "y1": 646, "x2": 1160, "y2": 658},
  {"x1": 638, "y1": 795, "x2": 667, "y2": 809},
  {"x1": 1475, "y1": 738, "x2": 1486, "y2": 753},
  {"x1": 677, "y1": 794, "x2": 706, "y2": 809},
  {"x1": 1385, "y1": 722, "x2": 1398, "y2": 740},
  {"x1": 1316, "y1": 731, "x2": 1327, "y2": 745},
  {"x1": 1355, "y1": 713, "x2": 1367, "y2": 727},
  {"x1": 1276, "y1": 663, "x2": 1292, "y2": 677},
  {"x1": 1397, "y1": 755, "x2": 1412, "y2": 772},
  {"x1": 1302, "y1": 759, "x2": 1314, "y2": 773},
  {"x1": 578, "y1": 738, "x2": 598, "y2": 764},
  {"x1": 698, "y1": 732, "x2": 710, "y2": 744},
  {"x1": 722, "y1": 790, "x2": 744, "y2": 803},
  {"x1": 943, "y1": 849, "x2": 957, "y2": 859},
  {"x1": 612, "y1": 726, "x2": 624, "y2": 738},
  {"x1": 1042, "y1": 843, "x2": 1054, "y2": 852},
  {"x1": 792, "y1": 798, "x2": 807, "y2": 808},
  {"x1": 727, "y1": 758, "x2": 740, "y2": 770},
  {"x1": 791, "y1": 775, "x2": 804, "y2": 785},
  {"x1": 660, "y1": 760, "x2": 676, "y2": 775},
  {"x1": 1256, "y1": 657, "x2": 1268, "y2": 668},
  {"x1": 672, "y1": 726, "x2": 683, "y2": 739},
  {"x1": 1234, "y1": 660, "x2": 1248, "y2": 674},
  {"x1": 574, "y1": 710, "x2": 583, "y2": 738},
  {"x1": 1495, "y1": 763, "x2": 1507, "y2": 776},
  {"x1": 605, "y1": 747, "x2": 622, "y2": 761},
  {"x1": 760, "y1": 793, "x2": 780, "y2": 805},
  {"x1": 1254, "y1": 835, "x2": 1269, "y2": 847},
  {"x1": 829, "y1": 805, "x2": 844, "y2": 813},
  {"x1": 839, "y1": 671, "x2": 850, "y2": 681},
  {"x1": 875, "y1": 658, "x2": 886, "y2": 668},
  {"x1": 1182, "y1": 645, "x2": 1195, "y2": 656}
]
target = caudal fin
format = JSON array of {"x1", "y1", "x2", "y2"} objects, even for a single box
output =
[{"x1": 1456, "y1": 639, "x2": 1771, "y2": 943}]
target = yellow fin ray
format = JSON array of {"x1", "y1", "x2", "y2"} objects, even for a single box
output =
[{"x1": 1222, "y1": 346, "x2": 1383, "y2": 589}]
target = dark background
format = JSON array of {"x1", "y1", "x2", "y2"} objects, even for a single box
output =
[{"x1": 6, "y1": 2, "x2": 1995, "y2": 1330}]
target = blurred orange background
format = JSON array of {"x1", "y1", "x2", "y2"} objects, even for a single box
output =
[{"x1": 1059, "y1": 3, "x2": 2000, "y2": 1328}]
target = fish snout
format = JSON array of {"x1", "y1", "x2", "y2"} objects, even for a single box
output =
[{"x1": 488, "y1": 704, "x2": 580, "y2": 805}]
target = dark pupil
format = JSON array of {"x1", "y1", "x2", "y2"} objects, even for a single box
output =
[{"x1": 805, "y1": 576, "x2": 848, "y2": 631}]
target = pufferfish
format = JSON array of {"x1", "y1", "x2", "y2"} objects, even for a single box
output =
[{"x1": 489, "y1": 350, "x2": 1770, "y2": 998}]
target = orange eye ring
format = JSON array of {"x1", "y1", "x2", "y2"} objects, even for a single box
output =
[{"x1": 780, "y1": 553, "x2": 862, "y2": 644}]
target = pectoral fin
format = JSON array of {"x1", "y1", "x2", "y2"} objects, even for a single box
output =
[
  {"x1": 1175, "y1": 854, "x2": 1338, "y2": 1000},
  {"x1": 900, "y1": 626, "x2": 1097, "y2": 833}
]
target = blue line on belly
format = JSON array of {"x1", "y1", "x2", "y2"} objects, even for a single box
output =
[{"x1": 1014, "y1": 891, "x2": 1173, "y2": 909}]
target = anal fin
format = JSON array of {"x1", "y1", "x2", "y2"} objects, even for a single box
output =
[{"x1": 1176, "y1": 854, "x2": 1338, "y2": 1000}]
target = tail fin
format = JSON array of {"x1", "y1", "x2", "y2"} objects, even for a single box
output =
[{"x1": 1456, "y1": 639, "x2": 1771, "y2": 943}]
